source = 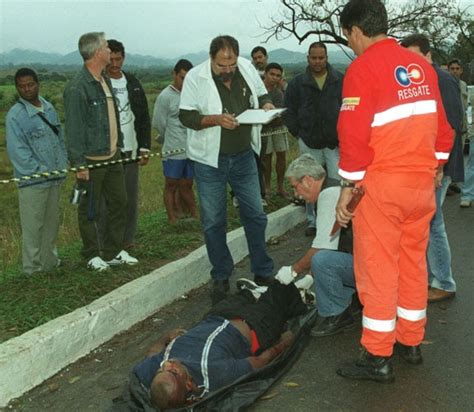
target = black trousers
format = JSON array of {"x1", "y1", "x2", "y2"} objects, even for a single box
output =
[{"x1": 208, "y1": 282, "x2": 307, "y2": 351}]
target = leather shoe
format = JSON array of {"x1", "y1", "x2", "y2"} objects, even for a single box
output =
[
  {"x1": 310, "y1": 307, "x2": 354, "y2": 337},
  {"x1": 395, "y1": 342, "x2": 423, "y2": 365},
  {"x1": 428, "y1": 287, "x2": 455, "y2": 303},
  {"x1": 337, "y1": 349, "x2": 394, "y2": 383},
  {"x1": 254, "y1": 275, "x2": 274, "y2": 287}
]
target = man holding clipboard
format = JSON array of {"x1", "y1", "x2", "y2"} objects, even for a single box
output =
[{"x1": 179, "y1": 35, "x2": 275, "y2": 305}]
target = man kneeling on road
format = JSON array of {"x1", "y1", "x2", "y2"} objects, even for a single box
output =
[
  {"x1": 276, "y1": 154, "x2": 358, "y2": 337},
  {"x1": 133, "y1": 280, "x2": 310, "y2": 409}
]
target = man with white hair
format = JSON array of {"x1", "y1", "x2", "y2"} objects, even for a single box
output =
[
  {"x1": 64, "y1": 32, "x2": 138, "y2": 271},
  {"x1": 277, "y1": 154, "x2": 358, "y2": 337}
]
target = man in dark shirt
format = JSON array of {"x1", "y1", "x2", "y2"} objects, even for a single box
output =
[
  {"x1": 400, "y1": 34, "x2": 464, "y2": 303},
  {"x1": 284, "y1": 42, "x2": 344, "y2": 237},
  {"x1": 133, "y1": 281, "x2": 306, "y2": 410},
  {"x1": 179, "y1": 35, "x2": 275, "y2": 305}
]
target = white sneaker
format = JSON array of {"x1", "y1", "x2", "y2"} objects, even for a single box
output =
[
  {"x1": 107, "y1": 250, "x2": 139, "y2": 266},
  {"x1": 236, "y1": 278, "x2": 268, "y2": 300},
  {"x1": 295, "y1": 274, "x2": 314, "y2": 290},
  {"x1": 300, "y1": 290, "x2": 316, "y2": 305},
  {"x1": 87, "y1": 256, "x2": 110, "y2": 272},
  {"x1": 261, "y1": 198, "x2": 268, "y2": 207},
  {"x1": 232, "y1": 196, "x2": 239, "y2": 208},
  {"x1": 460, "y1": 200, "x2": 471, "y2": 208}
]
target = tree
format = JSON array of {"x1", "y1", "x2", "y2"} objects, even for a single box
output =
[
  {"x1": 446, "y1": 18, "x2": 474, "y2": 83},
  {"x1": 263, "y1": 0, "x2": 472, "y2": 62}
]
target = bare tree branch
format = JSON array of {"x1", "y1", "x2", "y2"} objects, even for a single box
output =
[{"x1": 261, "y1": 0, "x2": 471, "y2": 59}]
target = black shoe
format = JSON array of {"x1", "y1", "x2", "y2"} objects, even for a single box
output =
[
  {"x1": 254, "y1": 275, "x2": 274, "y2": 287},
  {"x1": 445, "y1": 187, "x2": 456, "y2": 197},
  {"x1": 449, "y1": 183, "x2": 461, "y2": 194},
  {"x1": 395, "y1": 342, "x2": 423, "y2": 365},
  {"x1": 337, "y1": 349, "x2": 394, "y2": 383},
  {"x1": 304, "y1": 226, "x2": 316, "y2": 237},
  {"x1": 310, "y1": 308, "x2": 355, "y2": 337},
  {"x1": 210, "y1": 280, "x2": 229, "y2": 306}
]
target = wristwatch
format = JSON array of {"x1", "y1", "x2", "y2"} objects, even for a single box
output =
[{"x1": 340, "y1": 179, "x2": 356, "y2": 188}]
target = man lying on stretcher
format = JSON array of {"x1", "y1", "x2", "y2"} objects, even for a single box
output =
[{"x1": 133, "y1": 276, "x2": 313, "y2": 409}]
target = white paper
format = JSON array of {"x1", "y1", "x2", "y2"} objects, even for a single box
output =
[{"x1": 235, "y1": 108, "x2": 287, "y2": 125}]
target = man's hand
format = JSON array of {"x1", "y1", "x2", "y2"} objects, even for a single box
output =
[
  {"x1": 218, "y1": 113, "x2": 239, "y2": 130},
  {"x1": 335, "y1": 187, "x2": 356, "y2": 228},
  {"x1": 247, "y1": 330, "x2": 295, "y2": 369},
  {"x1": 435, "y1": 166, "x2": 443, "y2": 189},
  {"x1": 138, "y1": 150, "x2": 150, "y2": 166},
  {"x1": 166, "y1": 328, "x2": 187, "y2": 343},
  {"x1": 145, "y1": 328, "x2": 187, "y2": 357},
  {"x1": 261, "y1": 102, "x2": 275, "y2": 111},
  {"x1": 275, "y1": 265, "x2": 296, "y2": 285},
  {"x1": 76, "y1": 170, "x2": 89, "y2": 181},
  {"x1": 279, "y1": 330, "x2": 294, "y2": 349}
]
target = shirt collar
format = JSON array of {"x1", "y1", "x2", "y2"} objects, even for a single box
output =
[{"x1": 19, "y1": 96, "x2": 49, "y2": 118}]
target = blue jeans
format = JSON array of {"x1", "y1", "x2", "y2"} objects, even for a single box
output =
[
  {"x1": 427, "y1": 176, "x2": 456, "y2": 292},
  {"x1": 194, "y1": 149, "x2": 274, "y2": 281},
  {"x1": 298, "y1": 139, "x2": 340, "y2": 227},
  {"x1": 461, "y1": 139, "x2": 474, "y2": 201},
  {"x1": 311, "y1": 250, "x2": 355, "y2": 317}
]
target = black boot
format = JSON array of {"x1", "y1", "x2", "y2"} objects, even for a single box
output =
[
  {"x1": 337, "y1": 349, "x2": 394, "y2": 383},
  {"x1": 210, "y1": 280, "x2": 230, "y2": 306},
  {"x1": 310, "y1": 307, "x2": 354, "y2": 337},
  {"x1": 395, "y1": 342, "x2": 423, "y2": 365}
]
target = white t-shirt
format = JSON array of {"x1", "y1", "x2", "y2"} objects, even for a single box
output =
[
  {"x1": 111, "y1": 74, "x2": 137, "y2": 154},
  {"x1": 311, "y1": 186, "x2": 341, "y2": 250}
]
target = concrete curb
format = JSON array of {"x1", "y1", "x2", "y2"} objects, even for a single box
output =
[{"x1": 0, "y1": 204, "x2": 305, "y2": 407}]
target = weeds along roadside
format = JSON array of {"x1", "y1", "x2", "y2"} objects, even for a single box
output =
[{"x1": 0, "y1": 74, "x2": 300, "y2": 341}]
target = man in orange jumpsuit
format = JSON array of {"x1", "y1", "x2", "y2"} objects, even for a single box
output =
[{"x1": 335, "y1": 0, "x2": 453, "y2": 383}]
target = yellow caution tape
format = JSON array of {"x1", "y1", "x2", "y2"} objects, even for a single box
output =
[{"x1": 0, "y1": 148, "x2": 186, "y2": 185}]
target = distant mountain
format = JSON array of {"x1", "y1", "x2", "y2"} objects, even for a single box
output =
[
  {"x1": 263, "y1": 47, "x2": 353, "y2": 65},
  {"x1": 0, "y1": 47, "x2": 353, "y2": 68},
  {"x1": 0, "y1": 49, "x2": 66, "y2": 65},
  {"x1": 176, "y1": 50, "x2": 209, "y2": 65},
  {"x1": 0, "y1": 48, "x2": 176, "y2": 67}
]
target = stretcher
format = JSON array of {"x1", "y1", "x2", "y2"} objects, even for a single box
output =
[{"x1": 111, "y1": 308, "x2": 317, "y2": 412}]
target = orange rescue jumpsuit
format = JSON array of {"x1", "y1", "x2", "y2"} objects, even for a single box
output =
[{"x1": 337, "y1": 39, "x2": 454, "y2": 356}]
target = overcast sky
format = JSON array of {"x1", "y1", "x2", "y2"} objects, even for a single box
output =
[{"x1": 0, "y1": 0, "x2": 316, "y2": 57}]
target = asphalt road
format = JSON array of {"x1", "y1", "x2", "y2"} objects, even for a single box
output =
[{"x1": 5, "y1": 194, "x2": 474, "y2": 412}]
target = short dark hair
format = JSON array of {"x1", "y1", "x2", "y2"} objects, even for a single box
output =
[
  {"x1": 308, "y1": 41, "x2": 327, "y2": 55},
  {"x1": 15, "y1": 67, "x2": 38, "y2": 84},
  {"x1": 108, "y1": 39, "x2": 125, "y2": 56},
  {"x1": 340, "y1": 0, "x2": 388, "y2": 38},
  {"x1": 173, "y1": 59, "x2": 193, "y2": 73},
  {"x1": 251, "y1": 46, "x2": 267, "y2": 57},
  {"x1": 400, "y1": 33, "x2": 431, "y2": 55},
  {"x1": 209, "y1": 35, "x2": 239, "y2": 58},
  {"x1": 265, "y1": 62, "x2": 283, "y2": 73},
  {"x1": 448, "y1": 58, "x2": 463, "y2": 68}
]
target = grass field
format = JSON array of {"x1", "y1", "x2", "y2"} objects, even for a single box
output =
[{"x1": 0, "y1": 73, "x2": 299, "y2": 342}]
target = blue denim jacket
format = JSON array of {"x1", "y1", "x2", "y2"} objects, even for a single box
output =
[
  {"x1": 6, "y1": 96, "x2": 68, "y2": 188},
  {"x1": 64, "y1": 66, "x2": 123, "y2": 167}
]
